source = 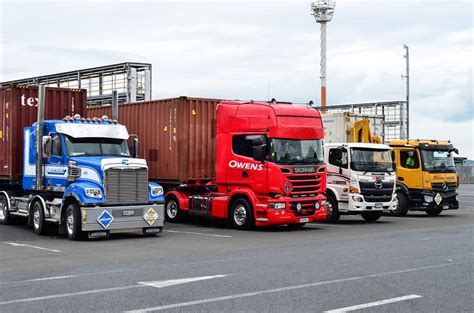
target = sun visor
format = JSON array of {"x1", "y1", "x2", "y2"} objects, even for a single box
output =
[{"x1": 56, "y1": 123, "x2": 129, "y2": 139}]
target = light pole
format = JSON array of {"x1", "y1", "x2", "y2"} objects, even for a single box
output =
[
  {"x1": 402, "y1": 44, "x2": 409, "y2": 138},
  {"x1": 311, "y1": 0, "x2": 336, "y2": 113}
]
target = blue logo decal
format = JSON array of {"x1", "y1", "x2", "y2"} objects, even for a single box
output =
[
  {"x1": 97, "y1": 210, "x2": 114, "y2": 229},
  {"x1": 122, "y1": 159, "x2": 129, "y2": 165}
]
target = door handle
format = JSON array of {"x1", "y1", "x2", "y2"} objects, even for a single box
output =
[
  {"x1": 242, "y1": 171, "x2": 249, "y2": 178},
  {"x1": 398, "y1": 176, "x2": 404, "y2": 181}
]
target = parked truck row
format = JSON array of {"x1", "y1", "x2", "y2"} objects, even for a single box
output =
[{"x1": 0, "y1": 86, "x2": 460, "y2": 239}]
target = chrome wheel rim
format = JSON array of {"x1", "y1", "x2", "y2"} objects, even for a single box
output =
[
  {"x1": 233, "y1": 204, "x2": 247, "y2": 226},
  {"x1": 33, "y1": 206, "x2": 40, "y2": 229},
  {"x1": 66, "y1": 209, "x2": 74, "y2": 235},
  {"x1": 0, "y1": 200, "x2": 5, "y2": 220},
  {"x1": 166, "y1": 201, "x2": 178, "y2": 219},
  {"x1": 326, "y1": 201, "x2": 333, "y2": 218}
]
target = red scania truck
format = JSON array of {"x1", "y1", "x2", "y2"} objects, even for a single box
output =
[{"x1": 89, "y1": 97, "x2": 327, "y2": 229}]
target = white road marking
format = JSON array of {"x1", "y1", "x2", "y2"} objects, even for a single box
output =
[
  {"x1": 323, "y1": 294, "x2": 423, "y2": 312},
  {"x1": 163, "y1": 230, "x2": 232, "y2": 238},
  {"x1": 0, "y1": 274, "x2": 230, "y2": 306},
  {"x1": 138, "y1": 274, "x2": 231, "y2": 288},
  {"x1": 125, "y1": 261, "x2": 471, "y2": 313},
  {"x1": 28, "y1": 275, "x2": 77, "y2": 282},
  {"x1": 3, "y1": 242, "x2": 61, "y2": 253}
]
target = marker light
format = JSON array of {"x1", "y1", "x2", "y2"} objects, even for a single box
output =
[
  {"x1": 74, "y1": 114, "x2": 81, "y2": 120},
  {"x1": 102, "y1": 115, "x2": 109, "y2": 122}
]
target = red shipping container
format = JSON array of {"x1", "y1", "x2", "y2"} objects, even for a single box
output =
[
  {"x1": 88, "y1": 97, "x2": 222, "y2": 184},
  {"x1": 0, "y1": 86, "x2": 87, "y2": 181}
]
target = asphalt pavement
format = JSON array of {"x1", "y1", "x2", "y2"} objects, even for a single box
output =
[{"x1": 0, "y1": 185, "x2": 473, "y2": 312}]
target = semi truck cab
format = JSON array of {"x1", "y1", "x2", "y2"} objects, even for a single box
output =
[
  {"x1": 165, "y1": 101, "x2": 327, "y2": 229},
  {"x1": 390, "y1": 139, "x2": 459, "y2": 216},
  {"x1": 324, "y1": 143, "x2": 397, "y2": 222},
  {"x1": 0, "y1": 115, "x2": 165, "y2": 240}
]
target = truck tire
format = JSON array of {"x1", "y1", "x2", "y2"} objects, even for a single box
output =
[
  {"x1": 393, "y1": 191, "x2": 409, "y2": 217},
  {"x1": 0, "y1": 194, "x2": 10, "y2": 225},
  {"x1": 65, "y1": 203, "x2": 83, "y2": 241},
  {"x1": 32, "y1": 201, "x2": 46, "y2": 235},
  {"x1": 426, "y1": 208, "x2": 443, "y2": 216},
  {"x1": 325, "y1": 195, "x2": 340, "y2": 223},
  {"x1": 165, "y1": 195, "x2": 184, "y2": 222},
  {"x1": 230, "y1": 198, "x2": 254, "y2": 230},
  {"x1": 361, "y1": 211, "x2": 382, "y2": 222}
]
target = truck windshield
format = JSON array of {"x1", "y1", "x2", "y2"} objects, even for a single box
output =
[
  {"x1": 350, "y1": 148, "x2": 393, "y2": 173},
  {"x1": 420, "y1": 150, "x2": 455, "y2": 172},
  {"x1": 64, "y1": 135, "x2": 130, "y2": 157},
  {"x1": 270, "y1": 139, "x2": 324, "y2": 165}
]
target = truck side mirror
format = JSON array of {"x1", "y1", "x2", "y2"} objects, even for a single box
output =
[
  {"x1": 133, "y1": 138, "x2": 139, "y2": 158},
  {"x1": 252, "y1": 145, "x2": 265, "y2": 163},
  {"x1": 42, "y1": 136, "x2": 52, "y2": 158}
]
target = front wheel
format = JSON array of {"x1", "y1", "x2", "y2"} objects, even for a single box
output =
[
  {"x1": 325, "y1": 195, "x2": 340, "y2": 223},
  {"x1": 65, "y1": 203, "x2": 83, "y2": 241},
  {"x1": 32, "y1": 201, "x2": 45, "y2": 235},
  {"x1": 230, "y1": 198, "x2": 254, "y2": 230},
  {"x1": 165, "y1": 196, "x2": 184, "y2": 222},
  {"x1": 0, "y1": 194, "x2": 10, "y2": 225},
  {"x1": 426, "y1": 208, "x2": 443, "y2": 216},
  {"x1": 361, "y1": 211, "x2": 382, "y2": 222},
  {"x1": 392, "y1": 191, "x2": 409, "y2": 217}
]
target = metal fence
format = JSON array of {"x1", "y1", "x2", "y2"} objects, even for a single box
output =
[
  {"x1": 0, "y1": 62, "x2": 152, "y2": 107},
  {"x1": 313, "y1": 101, "x2": 408, "y2": 142}
]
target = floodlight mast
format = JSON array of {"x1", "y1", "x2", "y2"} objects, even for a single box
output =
[{"x1": 311, "y1": 0, "x2": 336, "y2": 113}]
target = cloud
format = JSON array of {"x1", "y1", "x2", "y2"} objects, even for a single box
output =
[{"x1": 1, "y1": 0, "x2": 472, "y2": 158}]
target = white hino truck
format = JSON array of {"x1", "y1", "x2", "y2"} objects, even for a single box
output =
[{"x1": 322, "y1": 113, "x2": 397, "y2": 222}]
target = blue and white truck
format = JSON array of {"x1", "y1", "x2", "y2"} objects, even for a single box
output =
[{"x1": 0, "y1": 86, "x2": 165, "y2": 240}]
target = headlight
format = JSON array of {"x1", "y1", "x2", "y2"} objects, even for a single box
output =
[
  {"x1": 352, "y1": 196, "x2": 363, "y2": 202},
  {"x1": 85, "y1": 188, "x2": 102, "y2": 199},
  {"x1": 424, "y1": 195, "x2": 433, "y2": 203},
  {"x1": 150, "y1": 186, "x2": 164, "y2": 197},
  {"x1": 269, "y1": 202, "x2": 286, "y2": 209}
]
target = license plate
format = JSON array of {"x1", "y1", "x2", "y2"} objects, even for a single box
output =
[
  {"x1": 299, "y1": 218, "x2": 309, "y2": 223},
  {"x1": 375, "y1": 203, "x2": 383, "y2": 209},
  {"x1": 443, "y1": 205, "x2": 449, "y2": 209},
  {"x1": 122, "y1": 210, "x2": 135, "y2": 216}
]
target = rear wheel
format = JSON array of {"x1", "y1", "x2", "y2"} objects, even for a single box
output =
[
  {"x1": 230, "y1": 198, "x2": 254, "y2": 230},
  {"x1": 361, "y1": 211, "x2": 382, "y2": 222},
  {"x1": 392, "y1": 191, "x2": 409, "y2": 217},
  {"x1": 426, "y1": 208, "x2": 443, "y2": 216},
  {"x1": 0, "y1": 194, "x2": 10, "y2": 225},
  {"x1": 32, "y1": 201, "x2": 45, "y2": 235},
  {"x1": 65, "y1": 203, "x2": 83, "y2": 241},
  {"x1": 325, "y1": 195, "x2": 340, "y2": 223},
  {"x1": 165, "y1": 195, "x2": 184, "y2": 222}
]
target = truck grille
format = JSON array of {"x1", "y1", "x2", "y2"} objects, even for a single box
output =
[
  {"x1": 286, "y1": 174, "x2": 322, "y2": 198},
  {"x1": 431, "y1": 182, "x2": 457, "y2": 193},
  {"x1": 289, "y1": 200, "x2": 316, "y2": 216},
  {"x1": 105, "y1": 168, "x2": 148, "y2": 204},
  {"x1": 359, "y1": 181, "x2": 394, "y2": 203}
]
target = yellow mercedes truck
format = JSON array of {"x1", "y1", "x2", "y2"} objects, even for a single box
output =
[{"x1": 389, "y1": 139, "x2": 459, "y2": 216}]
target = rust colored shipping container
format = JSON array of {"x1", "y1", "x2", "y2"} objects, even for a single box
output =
[
  {"x1": 0, "y1": 86, "x2": 87, "y2": 181},
  {"x1": 88, "y1": 96, "x2": 222, "y2": 184}
]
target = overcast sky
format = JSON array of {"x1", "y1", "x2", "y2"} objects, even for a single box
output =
[{"x1": 1, "y1": 0, "x2": 472, "y2": 158}]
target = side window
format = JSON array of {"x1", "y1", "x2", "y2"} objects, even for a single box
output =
[
  {"x1": 232, "y1": 135, "x2": 265, "y2": 158},
  {"x1": 400, "y1": 150, "x2": 419, "y2": 169},
  {"x1": 52, "y1": 134, "x2": 62, "y2": 157},
  {"x1": 328, "y1": 148, "x2": 348, "y2": 168}
]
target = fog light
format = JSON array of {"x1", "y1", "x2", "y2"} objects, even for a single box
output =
[
  {"x1": 314, "y1": 202, "x2": 321, "y2": 210},
  {"x1": 424, "y1": 195, "x2": 434, "y2": 203},
  {"x1": 352, "y1": 196, "x2": 363, "y2": 202},
  {"x1": 269, "y1": 203, "x2": 286, "y2": 209}
]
